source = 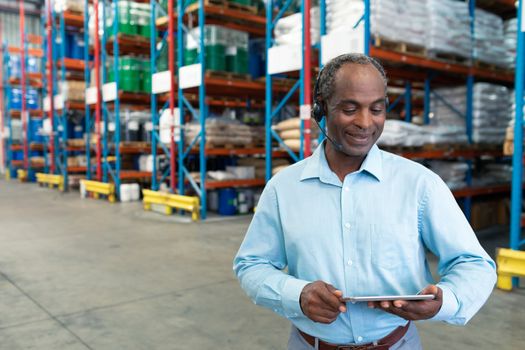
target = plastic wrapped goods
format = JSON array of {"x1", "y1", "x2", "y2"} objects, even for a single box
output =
[
  {"x1": 184, "y1": 118, "x2": 254, "y2": 147},
  {"x1": 426, "y1": 0, "x2": 471, "y2": 58},
  {"x1": 327, "y1": 0, "x2": 427, "y2": 48},
  {"x1": 274, "y1": 7, "x2": 320, "y2": 46},
  {"x1": 378, "y1": 120, "x2": 467, "y2": 147},
  {"x1": 474, "y1": 9, "x2": 506, "y2": 67},
  {"x1": 431, "y1": 84, "x2": 511, "y2": 144},
  {"x1": 427, "y1": 160, "x2": 468, "y2": 190},
  {"x1": 55, "y1": 0, "x2": 85, "y2": 13},
  {"x1": 503, "y1": 18, "x2": 517, "y2": 69}
]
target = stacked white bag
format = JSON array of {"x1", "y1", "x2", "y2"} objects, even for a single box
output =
[
  {"x1": 503, "y1": 18, "x2": 517, "y2": 69},
  {"x1": 426, "y1": 0, "x2": 471, "y2": 59},
  {"x1": 431, "y1": 84, "x2": 511, "y2": 144},
  {"x1": 378, "y1": 120, "x2": 467, "y2": 147},
  {"x1": 274, "y1": 7, "x2": 320, "y2": 46},
  {"x1": 326, "y1": 0, "x2": 427, "y2": 48},
  {"x1": 427, "y1": 160, "x2": 468, "y2": 190},
  {"x1": 474, "y1": 9, "x2": 506, "y2": 67}
]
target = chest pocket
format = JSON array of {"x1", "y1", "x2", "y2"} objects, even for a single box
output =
[{"x1": 371, "y1": 223, "x2": 419, "y2": 269}]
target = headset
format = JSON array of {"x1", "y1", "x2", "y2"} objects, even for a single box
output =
[{"x1": 311, "y1": 59, "x2": 389, "y2": 152}]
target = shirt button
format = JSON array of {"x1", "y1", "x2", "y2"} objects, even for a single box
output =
[
  {"x1": 357, "y1": 336, "x2": 363, "y2": 342},
  {"x1": 347, "y1": 259, "x2": 353, "y2": 266},
  {"x1": 344, "y1": 222, "x2": 351, "y2": 229}
]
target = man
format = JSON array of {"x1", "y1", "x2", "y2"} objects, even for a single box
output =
[{"x1": 233, "y1": 53, "x2": 496, "y2": 350}]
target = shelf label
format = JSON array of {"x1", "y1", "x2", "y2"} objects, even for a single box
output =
[
  {"x1": 85, "y1": 86, "x2": 98, "y2": 105},
  {"x1": 300, "y1": 104, "x2": 312, "y2": 120},
  {"x1": 54, "y1": 94, "x2": 64, "y2": 110},
  {"x1": 152, "y1": 71, "x2": 172, "y2": 94},
  {"x1": 102, "y1": 82, "x2": 117, "y2": 102},
  {"x1": 321, "y1": 25, "x2": 365, "y2": 65},
  {"x1": 179, "y1": 64, "x2": 202, "y2": 89},
  {"x1": 268, "y1": 44, "x2": 303, "y2": 75},
  {"x1": 43, "y1": 96, "x2": 51, "y2": 112}
]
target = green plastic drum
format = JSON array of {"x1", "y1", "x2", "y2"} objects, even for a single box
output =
[
  {"x1": 184, "y1": 45, "x2": 226, "y2": 71},
  {"x1": 108, "y1": 57, "x2": 142, "y2": 92},
  {"x1": 141, "y1": 60, "x2": 152, "y2": 93},
  {"x1": 226, "y1": 48, "x2": 248, "y2": 74}
]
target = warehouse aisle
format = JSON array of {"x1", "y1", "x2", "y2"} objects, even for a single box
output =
[{"x1": 0, "y1": 180, "x2": 523, "y2": 350}]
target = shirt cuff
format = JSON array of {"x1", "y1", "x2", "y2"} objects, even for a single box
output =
[
  {"x1": 430, "y1": 284, "x2": 459, "y2": 322},
  {"x1": 281, "y1": 278, "x2": 310, "y2": 319}
]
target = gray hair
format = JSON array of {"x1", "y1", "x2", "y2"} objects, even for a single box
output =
[{"x1": 316, "y1": 53, "x2": 388, "y2": 103}]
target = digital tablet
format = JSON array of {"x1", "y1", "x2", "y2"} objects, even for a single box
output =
[{"x1": 342, "y1": 294, "x2": 435, "y2": 303}]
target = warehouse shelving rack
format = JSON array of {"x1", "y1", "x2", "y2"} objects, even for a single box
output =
[
  {"x1": 149, "y1": 0, "x2": 176, "y2": 192},
  {"x1": 304, "y1": 0, "x2": 516, "y2": 220},
  {"x1": 83, "y1": 0, "x2": 154, "y2": 201},
  {"x1": 175, "y1": 0, "x2": 281, "y2": 219},
  {"x1": 3, "y1": 3, "x2": 45, "y2": 182},
  {"x1": 264, "y1": 0, "x2": 314, "y2": 182},
  {"x1": 42, "y1": 1, "x2": 89, "y2": 191}
]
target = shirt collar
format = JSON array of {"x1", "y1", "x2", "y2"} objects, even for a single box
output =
[{"x1": 300, "y1": 142, "x2": 383, "y2": 183}]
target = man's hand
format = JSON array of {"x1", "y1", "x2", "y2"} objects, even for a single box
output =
[
  {"x1": 300, "y1": 281, "x2": 347, "y2": 324},
  {"x1": 367, "y1": 285, "x2": 443, "y2": 321}
]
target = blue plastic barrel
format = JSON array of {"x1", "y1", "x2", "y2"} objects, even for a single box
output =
[
  {"x1": 10, "y1": 88, "x2": 22, "y2": 110},
  {"x1": 218, "y1": 188, "x2": 237, "y2": 216},
  {"x1": 29, "y1": 119, "x2": 44, "y2": 143},
  {"x1": 26, "y1": 89, "x2": 39, "y2": 110}
]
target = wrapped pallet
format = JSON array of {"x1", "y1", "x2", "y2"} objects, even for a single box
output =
[
  {"x1": 427, "y1": 160, "x2": 468, "y2": 190},
  {"x1": 185, "y1": 118, "x2": 253, "y2": 147},
  {"x1": 431, "y1": 84, "x2": 511, "y2": 144},
  {"x1": 503, "y1": 18, "x2": 517, "y2": 69},
  {"x1": 426, "y1": 0, "x2": 471, "y2": 59},
  {"x1": 55, "y1": 0, "x2": 85, "y2": 13},
  {"x1": 474, "y1": 9, "x2": 506, "y2": 67},
  {"x1": 274, "y1": 7, "x2": 320, "y2": 46}
]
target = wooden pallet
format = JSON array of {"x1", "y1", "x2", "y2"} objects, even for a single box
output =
[
  {"x1": 474, "y1": 60, "x2": 509, "y2": 72},
  {"x1": 428, "y1": 51, "x2": 470, "y2": 65},
  {"x1": 121, "y1": 141, "x2": 150, "y2": 149},
  {"x1": 374, "y1": 36, "x2": 427, "y2": 57},
  {"x1": 205, "y1": 142, "x2": 254, "y2": 149},
  {"x1": 187, "y1": 0, "x2": 257, "y2": 14},
  {"x1": 205, "y1": 70, "x2": 251, "y2": 81}
]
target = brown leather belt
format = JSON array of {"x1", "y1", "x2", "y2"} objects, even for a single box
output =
[{"x1": 298, "y1": 322, "x2": 410, "y2": 350}]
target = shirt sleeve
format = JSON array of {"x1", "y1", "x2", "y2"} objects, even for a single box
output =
[
  {"x1": 233, "y1": 182, "x2": 310, "y2": 319},
  {"x1": 420, "y1": 174, "x2": 497, "y2": 325}
]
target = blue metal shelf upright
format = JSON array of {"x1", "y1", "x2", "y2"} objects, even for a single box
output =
[{"x1": 509, "y1": 0, "x2": 525, "y2": 287}]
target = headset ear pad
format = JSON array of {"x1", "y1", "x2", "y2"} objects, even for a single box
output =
[{"x1": 312, "y1": 102, "x2": 324, "y2": 123}]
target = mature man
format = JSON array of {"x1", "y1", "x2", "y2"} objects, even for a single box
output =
[{"x1": 233, "y1": 53, "x2": 496, "y2": 350}]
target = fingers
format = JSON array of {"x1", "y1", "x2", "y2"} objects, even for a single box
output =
[
  {"x1": 319, "y1": 284, "x2": 345, "y2": 311},
  {"x1": 300, "y1": 281, "x2": 347, "y2": 324}
]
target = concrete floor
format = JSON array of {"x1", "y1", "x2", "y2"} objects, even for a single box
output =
[{"x1": 0, "y1": 179, "x2": 524, "y2": 350}]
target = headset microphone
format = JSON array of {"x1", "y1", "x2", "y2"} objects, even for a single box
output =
[{"x1": 313, "y1": 117, "x2": 344, "y2": 152}]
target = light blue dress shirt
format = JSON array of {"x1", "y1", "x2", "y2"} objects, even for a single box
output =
[{"x1": 234, "y1": 142, "x2": 497, "y2": 345}]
